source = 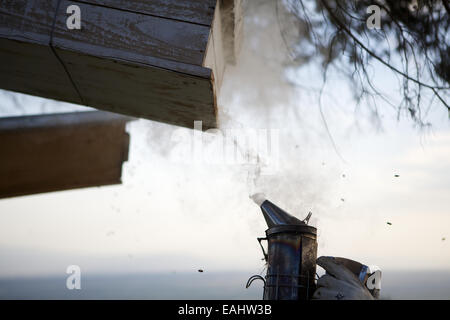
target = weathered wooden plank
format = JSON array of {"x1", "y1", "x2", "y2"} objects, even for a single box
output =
[
  {"x1": 0, "y1": 111, "x2": 132, "y2": 199},
  {"x1": 80, "y1": 0, "x2": 217, "y2": 26},
  {"x1": 300, "y1": 236, "x2": 318, "y2": 299},
  {"x1": 0, "y1": 39, "x2": 83, "y2": 104},
  {"x1": 53, "y1": 1, "x2": 211, "y2": 69},
  {"x1": 0, "y1": 0, "x2": 82, "y2": 103},
  {"x1": 0, "y1": 0, "x2": 57, "y2": 44},
  {"x1": 0, "y1": 0, "x2": 240, "y2": 129},
  {"x1": 204, "y1": 0, "x2": 225, "y2": 97},
  {"x1": 56, "y1": 49, "x2": 217, "y2": 129},
  {"x1": 220, "y1": 0, "x2": 243, "y2": 65}
]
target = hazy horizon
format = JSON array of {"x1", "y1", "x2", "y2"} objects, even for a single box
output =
[
  {"x1": 1, "y1": 270, "x2": 449, "y2": 300},
  {"x1": 0, "y1": 0, "x2": 448, "y2": 300}
]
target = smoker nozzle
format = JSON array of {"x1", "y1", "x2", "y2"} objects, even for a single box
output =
[{"x1": 260, "y1": 200, "x2": 305, "y2": 228}]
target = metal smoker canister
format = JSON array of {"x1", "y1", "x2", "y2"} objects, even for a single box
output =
[{"x1": 247, "y1": 200, "x2": 317, "y2": 300}]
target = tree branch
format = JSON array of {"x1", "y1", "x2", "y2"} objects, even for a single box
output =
[{"x1": 319, "y1": 0, "x2": 450, "y2": 93}]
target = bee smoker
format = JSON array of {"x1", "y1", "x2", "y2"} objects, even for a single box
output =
[{"x1": 246, "y1": 197, "x2": 317, "y2": 300}]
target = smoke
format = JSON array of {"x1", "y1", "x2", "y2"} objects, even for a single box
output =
[
  {"x1": 0, "y1": 0, "x2": 347, "y2": 225},
  {"x1": 217, "y1": 0, "x2": 348, "y2": 224},
  {"x1": 0, "y1": 0, "x2": 358, "y2": 274},
  {"x1": 250, "y1": 193, "x2": 266, "y2": 207}
]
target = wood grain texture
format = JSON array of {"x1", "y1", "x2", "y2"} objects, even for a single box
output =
[
  {"x1": 0, "y1": 0, "x2": 57, "y2": 44},
  {"x1": 0, "y1": 0, "x2": 222, "y2": 129},
  {"x1": 53, "y1": 1, "x2": 211, "y2": 68},
  {"x1": 220, "y1": 0, "x2": 243, "y2": 65},
  {"x1": 0, "y1": 1, "x2": 82, "y2": 104},
  {"x1": 204, "y1": 0, "x2": 225, "y2": 97},
  {"x1": 300, "y1": 235, "x2": 318, "y2": 299},
  {"x1": 0, "y1": 39, "x2": 83, "y2": 104},
  {"x1": 0, "y1": 111, "x2": 131, "y2": 199},
  {"x1": 79, "y1": 0, "x2": 217, "y2": 26},
  {"x1": 57, "y1": 49, "x2": 217, "y2": 129}
]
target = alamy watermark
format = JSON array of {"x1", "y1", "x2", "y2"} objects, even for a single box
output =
[
  {"x1": 169, "y1": 121, "x2": 280, "y2": 175},
  {"x1": 366, "y1": 5, "x2": 381, "y2": 29},
  {"x1": 66, "y1": 265, "x2": 81, "y2": 290},
  {"x1": 366, "y1": 1, "x2": 418, "y2": 30},
  {"x1": 66, "y1": 5, "x2": 81, "y2": 30}
]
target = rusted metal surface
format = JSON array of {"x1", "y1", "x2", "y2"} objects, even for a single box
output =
[{"x1": 0, "y1": 111, "x2": 132, "y2": 199}]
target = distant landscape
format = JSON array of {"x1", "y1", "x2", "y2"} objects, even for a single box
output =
[{"x1": 1, "y1": 270, "x2": 449, "y2": 300}]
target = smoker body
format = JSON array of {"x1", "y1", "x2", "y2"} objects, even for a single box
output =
[
  {"x1": 247, "y1": 198, "x2": 317, "y2": 300},
  {"x1": 263, "y1": 225, "x2": 317, "y2": 300}
]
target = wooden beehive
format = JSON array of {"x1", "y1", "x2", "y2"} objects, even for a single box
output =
[{"x1": 0, "y1": 0, "x2": 242, "y2": 129}]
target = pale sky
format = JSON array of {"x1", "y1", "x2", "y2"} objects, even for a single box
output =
[
  {"x1": 0, "y1": 80, "x2": 448, "y2": 278},
  {"x1": 0, "y1": 0, "x2": 449, "y2": 279}
]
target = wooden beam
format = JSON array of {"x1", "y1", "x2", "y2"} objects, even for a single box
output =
[
  {"x1": 220, "y1": 0, "x2": 243, "y2": 65},
  {"x1": 0, "y1": 111, "x2": 132, "y2": 199},
  {"x1": 56, "y1": 50, "x2": 217, "y2": 128},
  {"x1": 0, "y1": 0, "x2": 83, "y2": 104},
  {"x1": 0, "y1": 0, "x2": 241, "y2": 130},
  {"x1": 81, "y1": 0, "x2": 217, "y2": 26},
  {"x1": 0, "y1": 0, "x2": 243, "y2": 129},
  {"x1": 204, "y1": 0, "x2": 243, "y2": 98},
  {"x1": 52, "y1": 1, "x2": 212, "y2": 70}
]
